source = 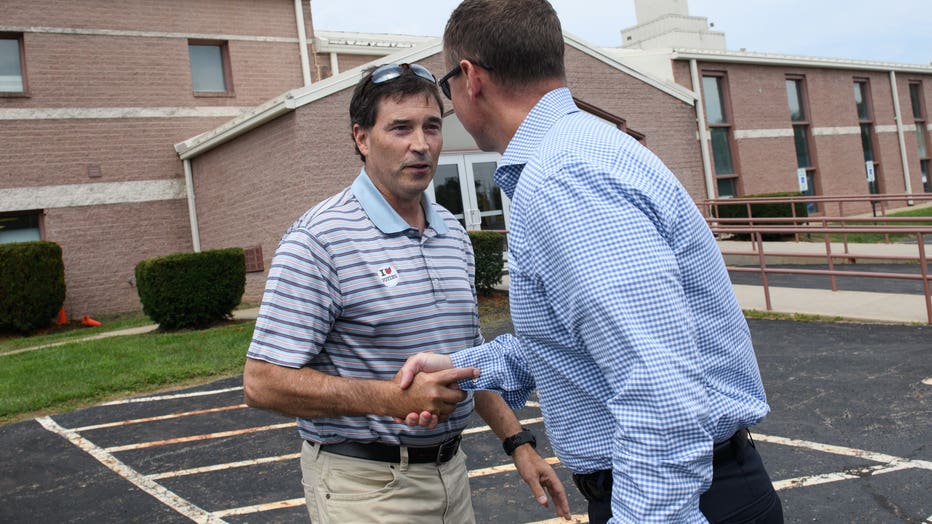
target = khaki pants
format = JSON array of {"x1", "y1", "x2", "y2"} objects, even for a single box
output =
[{"x1": 300, "y1": 441, "x2": 476, "y2": 524}]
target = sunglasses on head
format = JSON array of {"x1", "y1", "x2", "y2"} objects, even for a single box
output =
[
  {"x1": 437, "y1": 60, "x2": 493, "y2": 100},
  {"x1": 369, "y1": 63, "x2": 437, "y2": 86}
]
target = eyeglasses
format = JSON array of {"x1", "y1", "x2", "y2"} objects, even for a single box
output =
[
  {"x1": 437, "y1": 60, "x2": 493, "y2": 100},
  {"x1": 369, "y1": 63, "x2": 437, "y2": 86}
]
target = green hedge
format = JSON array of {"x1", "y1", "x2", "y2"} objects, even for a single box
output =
[
  {"x1": 135, "y1": 248, "x2": 245, "y2": 330},
  {"x1": 0, "y1": 241, "x2": 66, "y2": 334},
  {"x1": 714, "y1": 192, "x2": 809, "y2": 240},
  {"x1": 468, "y1": 231, "x2": 505, "y2": 295}
]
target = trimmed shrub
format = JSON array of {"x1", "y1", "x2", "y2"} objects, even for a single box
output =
[
  {"x1": 0, "y1": 241, "x2": 66, "y2": 334},
  {"x1": 468, "y1": 231, "x2": 505, "y2": 295},
  {"x1": 714, "y1": 192, "x2": 809, "y2": 240},
  {"x1": 135, "y1": 248, "x2": 245, "y2": 330}
]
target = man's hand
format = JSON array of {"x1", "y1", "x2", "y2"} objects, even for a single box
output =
[
  {"x1": 512, "y1": 444, "x2": 572, "y2": 520},
  {"x1": 393, "y1": 352, "x2": 463, "y2": 427},
  {"x1": 397, "y1": 352, "x2": 456, "y2": 389},
  {"x1": 388, "y1": 366, "x2": 477, "y2": 424}
]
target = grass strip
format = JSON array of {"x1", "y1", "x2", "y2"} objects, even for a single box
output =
[{"x1": 0, "y1": 322, "x2": 253, "y2": 424}]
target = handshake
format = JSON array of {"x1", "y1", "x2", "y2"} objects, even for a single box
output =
[{"x1": 391, "y1": 352, "x2": 471, "y2": 428}]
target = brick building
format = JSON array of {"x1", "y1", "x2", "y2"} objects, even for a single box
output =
[
  {"x1": 3, "y1": 0, "x2": 931, "y2": 316},
  {"x1": 175, "y1": 37, "x2": 702, "y2": 305},
  {"x1": 1, "y1": 0, "x2": 319, "y2": 317},
  {"x1": 611, "y1": 0, "x2": 932, "y2": 214}
]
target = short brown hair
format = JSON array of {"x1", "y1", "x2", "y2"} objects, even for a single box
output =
[
  {"x1": 349, "y1": 64, "x2": 444, "y2": 162},
  {"x1": 443, "y1": 0, "x2": 565, "y2": 90}
]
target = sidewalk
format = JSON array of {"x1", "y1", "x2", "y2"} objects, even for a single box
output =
[
  {"x1": 495, "y1": 239, "x2": 930, "y2": 325},
  {"x1": 494, "y1": 274, "x2": 927, "y2": 324}
]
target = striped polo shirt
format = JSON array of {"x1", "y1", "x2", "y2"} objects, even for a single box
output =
[{"x1": 247, "y1": 170, "x2": 481, "y2": 446}]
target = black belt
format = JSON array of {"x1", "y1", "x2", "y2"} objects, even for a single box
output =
[
  {"x1": 312, "y1": 435, "x2": 462, "y2": 465},
  {"x1": 573, "y1": 429, "x2": 752, "y2": 502}
]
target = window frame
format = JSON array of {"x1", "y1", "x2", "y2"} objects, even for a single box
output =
[
  {"x1": 0, "y1": 32, "x2": 28, "y2": 97},
  {"x1": 786, "y1": 75, "x2": 820, "y2": 212},
  {"x1": 0, "y1": 210, "x2": 44, "y2": 244},
  {"x1": 909, "y1": 81, "x2": 931, "y2": 192},
  {"x1": 854, "y1": 78, "x2": 883, "y2": 194},
  {"x1": 701, "y1": 70, "x2": 741, "y2": 198},
  {"x1": 188, "y1": 39, "x2": 234, "y2": 97}
]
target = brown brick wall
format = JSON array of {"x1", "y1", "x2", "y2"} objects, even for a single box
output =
[
  {"x1": 6, "y1": 34, "x2": 302, "y2": 108},
  {"x1": 0, "y1": 0, "x2": 310, "y2": 315},
  {"x1": 0, "y1": 118, "x2": 230, "y2": 189},
  {"x1": 674, "y1": 59, "x2": 932, "y2": 209},
  {"x1": 4, "y1": 0, "x2": 302, "y2": 38},
  {"x1": 46, "y1": 200, "x2": 193, "y2": 316},
  {"x1": 192, "y1": 90, "x2": 358, "y2": 303},
  {"x1": 565, "y1": 47, "x2": 705, "y2": 200}
]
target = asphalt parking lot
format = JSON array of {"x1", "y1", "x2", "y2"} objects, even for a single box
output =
[{"x1": 1, "y1": 318, "x2": 930, "y2": 523}]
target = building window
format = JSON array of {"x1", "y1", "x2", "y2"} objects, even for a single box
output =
[
  {"x1": 0, "y1": 34, "x2": 26, "y2": 94},
  {"x1": 0, "y1": 212, "x2": 41, "y2": 244},
  {"x1": 909, "y1": 82, "x2": 931, "y2": 192},
  {"x1": 787, "y1": 76, "x2": 818, "y2": 212},
  {"x1": 854, "y1": 79, "x2": 881, "y2": 194},
  {"x1": 702, "y1": 73, "x2": 739, "y2": 198},
  {"x1": 188, "y1": 41, "x2": 232, "y2": 95}
]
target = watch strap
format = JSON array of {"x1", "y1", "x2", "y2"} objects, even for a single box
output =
[{"x1": 502, "y1": 428, "x2": 536, "y2": 456}]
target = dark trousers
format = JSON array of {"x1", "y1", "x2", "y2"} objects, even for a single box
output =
[{"x1": 572, "y1": 430, "x2": 783, "y2": 523}]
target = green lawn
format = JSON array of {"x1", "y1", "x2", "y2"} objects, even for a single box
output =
[
  {"x1": 0, "y1": 321, "x2": 253, "y2": 425},
  {"x1": 821, "y1": 205, "x2": 932, "y2": 243}
]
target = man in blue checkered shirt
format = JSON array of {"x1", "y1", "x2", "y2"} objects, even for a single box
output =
[{"x1": 400, "y1": 0, "x2": 783, "y2": 522}]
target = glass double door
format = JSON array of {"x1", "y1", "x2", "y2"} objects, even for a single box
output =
[{"x1": 431, "y1": 153, "x2": 509, "y2": 231}]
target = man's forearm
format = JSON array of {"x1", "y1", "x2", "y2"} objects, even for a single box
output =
[
  {"x1": 474, "y1": 390, "x2": 523, "y2": 439},
  {"x1": 243, "y1": 358, "x2": 397, "y2": 419}
]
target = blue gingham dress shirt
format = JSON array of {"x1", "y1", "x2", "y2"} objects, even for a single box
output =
[{"x1": 451, "y1": 88, "x2": 770, "y2": 523}]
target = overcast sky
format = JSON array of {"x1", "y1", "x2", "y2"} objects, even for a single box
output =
[{"x1": 310, "y1": 0, "x2": 931, "y2": 66}]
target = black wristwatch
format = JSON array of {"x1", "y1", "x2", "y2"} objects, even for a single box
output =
[{"x1": 502, "y1": 428, "x2": 537, "y2": 456}]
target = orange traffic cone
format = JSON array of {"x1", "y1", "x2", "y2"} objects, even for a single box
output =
[
  {"x1": 56, "y1": 307, "x2": 68, "y2": 325},
  {"x1": 81, "y1": 315, "x2": 102, "y2": 327}
]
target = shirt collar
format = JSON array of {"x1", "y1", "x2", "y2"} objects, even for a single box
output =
[
  {"x1": 351, "y1": 169, "x2": 449, "y2": 235},
  {"x1": 494, "y1": 87, "x2": 578, "y2": 199}
]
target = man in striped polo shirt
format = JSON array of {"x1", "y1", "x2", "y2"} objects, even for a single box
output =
[{"x1": 243, "y1": 63, "x2": 569, "y2": 523}]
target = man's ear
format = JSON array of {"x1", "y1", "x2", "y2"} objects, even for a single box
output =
[
  {"x1": 460, "y1": 60, "x2": 483, "y2": 100},
  {"x1": 353, "y1": 123, "x2": 370, "y2": 158}
]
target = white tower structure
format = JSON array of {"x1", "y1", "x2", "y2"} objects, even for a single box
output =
[{"x1": 622, "y1": 0, "x2": 726, "y2": 51}]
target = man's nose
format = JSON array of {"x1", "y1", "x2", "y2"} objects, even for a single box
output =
[{"x1": 410, "y1": 129, "x2": 429, "y2": 152}]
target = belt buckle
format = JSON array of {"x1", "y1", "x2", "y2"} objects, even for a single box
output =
[{"x1": 435, "y1": 435, "x2": 460, "y2": 464}]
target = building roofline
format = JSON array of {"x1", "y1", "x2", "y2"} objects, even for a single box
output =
[
  {"x1": 671, "y1": 48, "x2": 932, "y2": 74},
  {"x1": 176, "y1": 35, "x2": 696, "y2": 160},
  {"x1": 564, "y1": 32, "x2": 696, "y2": 104},
  {"x1": 315, "y1": 30, "x2": 440, "y2": 56}
]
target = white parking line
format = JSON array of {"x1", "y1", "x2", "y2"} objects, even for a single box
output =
[
  {"x1": 149, "y1": 453, "x2": 300, "y2": 480},
  {"x1": 41, "y1": 393, "x2": 932, "y2": 524},
  {"x1": 210, "y1": 498, "x2": 305, "y2": 518},
  {"x1": 104, "y1": 422, "x2": 293, "y2": 452},
  {"x1": 755, "y1": 433, "x2": 932, "y2": 471},
  {"x1": 73, "y1": 405, "x2": 247, "y2": 432},
  {"x1": 98, "y1": 386, "x2": 243, "y2": 405},
  {"x1": 37, "y1": 416, "x2": 227, "y2": 524}
]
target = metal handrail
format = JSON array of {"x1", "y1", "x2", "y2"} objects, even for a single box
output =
[{"x1": 710, "y1": 222, "x2": 932, "y2": 323}]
